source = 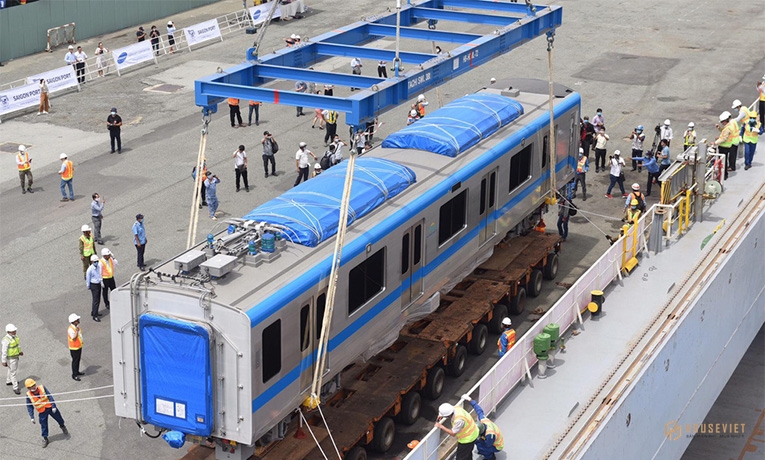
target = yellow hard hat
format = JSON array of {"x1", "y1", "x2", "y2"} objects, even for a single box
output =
[
  {"x1": 25, "y1": 378, "x2": 36, "y2": 388},
  {"x1": 631, "y1": 199, "x2": 639, "y2": 206}
]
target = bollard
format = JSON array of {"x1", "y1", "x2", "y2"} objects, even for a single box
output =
[
  {"x1": 534, "y1": 333, "x2": 551, "y2": 378},
  {"x1": 543, "y1": 324, "x2": 560, "y2": 368},
  {"x1": 588, "y1": 290, "x2": 604, "y2": 316}
]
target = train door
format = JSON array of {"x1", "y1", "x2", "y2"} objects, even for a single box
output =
[
  {"x1": 400, "y1": 221, "x2": 424, "y2": 307},
  {"x1": 299, "y1": 293, "x2": 327, "y2": 392},
  {"x1": 479, "y1": 169, "x2": 498, "y2": 246}
]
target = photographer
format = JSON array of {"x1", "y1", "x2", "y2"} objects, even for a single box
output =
[
  {"x1": 261, "y1": 131, "x2": 278, "y2": 178},
  {"x1": 232, "y1": 145, "x2": 249, "y2": 192},
  {"x1": 630, "y1": 125, "x2": 646, "y2": 172},
  {"x1": 605, "y1": 150, "x2": 627, "y2": 198},
  {"x1": 593, "y1": 128, "x2": 609, "y2": 173}
]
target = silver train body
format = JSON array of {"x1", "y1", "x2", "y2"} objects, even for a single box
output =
[{"x1": 110, "y1": 80, "x2": 581, "y2": 450}]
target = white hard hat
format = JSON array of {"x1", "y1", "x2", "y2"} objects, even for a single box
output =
[
  {"x1": 688, "y1": 122, "x2": 695, "y2": 128},
  {"x1": 101, "y1": 248, "x2": 111, "y2": 256},
  {"x1": 613, "y1": 150, "x2": 621, "y2": 156},
  {"x1": 490, "y1": 77, "x2": 496, "y2": 84},
  {"x1": 290, "y1": 34, "x2": 297, "y2": 39},
  {"x1": 167, "y1": 21, "x2": 173, "y2": 26},
  {"x1": 438, "y1": 403, "x2": 454, "y2": 417},
  {"x1": 299, "y1": 141, "x2": 307, "y2": 148},
  {"x1": 578, "y1": 147, "x2": 584, "y2": 154},
  {"x1": 417, "y1": 94, "x2": 426, "y2": 102},
  {"x1": 410, "y1": 109, "x2": 417, "y2": 116},
  {"x1": 632, "y1": 183, "x2": 640, "y2": 191},
  {"x1": 664, "y1": 119, "x2": 671, "y2": 126},
  {"x1": 68, "y1": 313, "x2": 80, "y2": 323},
  {"x1": 5, "y1": 324, "x2": 17, "y2": 332},
  {"x1": 68, "y1": 45, "x2": 74, "y2": 50},
  {"x1": 731, "y1": 99, "x2": 742, "y2": 109},
  {"x1": 501, "y1": 317, "x2": 512, "y2": 327},
  {"x1": 60, "y1": 153, "x2": 68, "y2": 159},
  {"x1": 90, "y1": 254, "x2": 99, "y2": 262},
  {"x1": 313, "y1": 162, "x2": 322, "y2": 170},
  {"x1": 18, "y1": 144, "x2": 26, "y2": 152},
  {"x1": 81, "y1": 224, "x2": 91, "y2": 232},
  {"x1": 719, "y1": 111, "x2": 731, "y2": 122}
]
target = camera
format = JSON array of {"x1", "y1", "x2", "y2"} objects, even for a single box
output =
[{"x1": 654, "y1": 125, "x2": 661, "y2": 135}]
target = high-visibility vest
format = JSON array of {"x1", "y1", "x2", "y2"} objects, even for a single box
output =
[
  {"x1": 4, "y1": 334, "x2": 20, "y2": 358},
  {"x1": 68, "y1": 324, "x2": 82, "y2": 350},
  {"x1": 249, "y1": 100, "x2": 260, "y2": 106},
  {"x1": 730, "y1": 119, "x2": 741, "y2": 145},
  {"x1": 100, "y1": 257, "x2": 114, "y2": 279},
  {"x1": 416, "y1": 101, "x2": 426, "y2": 117},
  {"x1": 717, "y1": 123, "x2": 736, "y2": 148},
  {"x1": 482, "y1": 419, "x2": 504, "y2": 451},
  {"x1": 62, "y1": 160, "x2": 73, "y2": 180},
  {"x1": 326, "y1": 111, "x2": 338, "y2": 124},
  {"x1": 759, "y1": 85, "x2": 765, "y2": 102},
  {"x1": 627, "y1": 208, "x2": 641, "y2": 224},
  {"x1": 17, "y1": 153, "x2": 31, "y2": 171},
  {"x1": 743, "y1": 121, "x2": 760, "y2": 143},
  {"x1": 497, "y1": 329, "x2": 516, "y2": 354},
  {"x1": 80, "y1": 235, "x2": 95, "y2": 257},
  {"x1": 683, "y1": 130, "x2": 696, "y2": 147},
  {"x1": 576, "y1": 156, "x2": 587, "y2": 173},
  {"x1": 228, "y1": 98, "x2": 239, "y2": 106},
  {"x1": 27, "y1": 385, "x2": 52, "y2": 413},
  {"x1": 453, "y1": 406, "x2": 479, "y2": 443},
  {"x1": 741, "y1": 107, "x2": 756, "y2": 125}
]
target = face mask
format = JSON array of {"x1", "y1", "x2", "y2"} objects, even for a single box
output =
[
  {"x1": 584, "y1": 120, "x2": 589, "y2": 124},
  {"x1": 111, "y1": 112, "x2": 116, "y2": 115},
  {"x1": 597, "y1": 112, "x2": 602, "y2": 116}
]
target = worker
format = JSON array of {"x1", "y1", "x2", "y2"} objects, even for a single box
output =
[
  {"x1": 731, "y1": 99, "x2": 756, "y2": 126},
  {"x1": 629, "y1": 125, "x2": 645, "y2": 172},
  {"x1": 86, "y1": 254, "x2": 103, "y2": 321},
  {"x1": 58, "y1": 153, "x2": 74, "y2": 202},
  {"x1": 67, "y1": 314, "x2": 84, "y2": 381},
  {"x1": 407, "y1": 109, "x2": 419, "y2": 126},
  {"x1": 625, "y1": 183, "x2": 646, "y2": 213},
  {"x1": 25, "y1": 378, "x2": 68, "y2": 448},
  {"x1": 683, "y1": 122, "x2": 696, "y2": 152},
  {"x1": 714, "y1": 111, "x2": 737, "y2": 178},
  {"x1": 79, "y1": 224, "x2": 96, "y2": 279},
  {"x1": 497, "y1": 317, "x2": 516, "y2": 358},
  {"x1": 462, "y1": 395, "x2": 504, "y2": 460},
  {"x1": 323, "y1": 110, "x2": 339, "y2": 146},
  {"x1": 624, "y1": 199, "x2": 642, "y2": 225},
  {"x1": 100, "y1": 248, "x2": 117, "y2": 309},
  {"x1": 572, "y1": 148, "x2": 589, "y2": 201},
  {"x1": 228, "y1": 97, "x2": 244, "y2": 128},
  {"x1": 414, "y1": 94, "x2": 429, "y2": 118},
  {"x1": 2, "y1": 324, "x2": 23, "y2": 394},
  {"x1": 758, "y1": 76, "x2": 765, "y2": 128},
  {"x1": 659, "y1": 119, "x2": 673, "y2": 147},
  {"x1": 742, "y1": 117, "x2": 760, "y2": 171},
  {"x1": 434, "y1": 401, "x2": 480, "y2": 460},
  {"x1": 16, "y1": 144, "x2": 34, "y2": 194}
]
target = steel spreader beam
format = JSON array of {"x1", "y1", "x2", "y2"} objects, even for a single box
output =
[{"x1": 194, "y1": 0, "x2": 562, "y2": 127}]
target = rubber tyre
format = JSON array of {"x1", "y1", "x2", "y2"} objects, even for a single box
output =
[
  {"x1": 543, "y1": 253, "x2": 559, "y2": 280},
  {"x1": 423, "y1": 366, "x2": 445, "y2": 400},
  {"x1": 346, "y1": 446, "x2": 367, "y2": 460},
  {"x1": 488, "y1": 303, "x2": 508, "y2": 334},
  {"x1": 509, "y1": 286, "x2": 527, "y2": 315},
  {"x1": 396, "y1": 392, "x2": 422, "y2": 425},
  {"x1": 528, "y1": 269, "x2": 543, "y2": 297},
  {"x1": 468, "y1": 323, "x2": 488, "y2": 355},
  {"x1": 371, "y1": 417, "x2": 395, "y2": 453},
  {"x1": 448, "y1": 345, "x2": 468, "y2": 377}
]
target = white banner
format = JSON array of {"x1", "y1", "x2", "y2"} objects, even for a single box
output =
[
  {"x1": 0, "y1": 82, "x2": 41, "y2": 116},
  {"x1": 27, "y1": 65, "x2": 78, "y2": 93},
  {"x1": 249, "y1": 4, "x2": 281, "y2": 25},
  {"x1": 183, "y1": 19, "x2": 222, "y2": 47},
  {"x1": 112, "y1": 41, "x2": 155, "y2": 73}
]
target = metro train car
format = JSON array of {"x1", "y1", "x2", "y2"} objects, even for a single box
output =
[{"x1": 110, "y1": 78, "x2": 580, "y2": 458}]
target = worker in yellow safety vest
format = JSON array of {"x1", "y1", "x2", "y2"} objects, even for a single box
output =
[
  {"x1": 462, "y1": 395, "x2": 504, "y2": 460},
  {"x1": 683, "y1": 122, "x2": 697, "y2": 152},
  {"x1": 67, "y1": 314, "x2": 84, "y2": 381},
  {"x1": 435, "y1": 400, "x2": 480, "y2": 460},
  {"x1": 714, "y1": 111, "x2": 737, "y2": 179},
  {"x1": 742, "y1": 117, "x2": 760, "y2": 170},
  {"x1": 2, "y1": 324, "x2": 23, "y2": 394},
  {"x1": 79, "y1": 224, "x2": 96, "y2": 278},
  {"x1": 25, "y1": 378, "x2": 68, "y2": 448},
  {"x1": 497, "y1": 317, "x2": 516, "y2": 358},
  {"x1": 731, "y1": 99, "x2": 756, "y2": 126},
  {"x1": 625, "y1": 199, "x2": 642, "y2": 225},
  {"x1": 100, "y1": 248, "x2": 118, "y2": 309},
  {"x1": 16, "y1": 145, "x2": 34, "y2": 194}
]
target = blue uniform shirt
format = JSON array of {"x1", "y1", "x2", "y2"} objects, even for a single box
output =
[
  {"x1": 132, "y1": 221, "x2": 146, "y2": 244},
  {"x1": 86, "y1": 262, "x2": 102, "y2": 288}
]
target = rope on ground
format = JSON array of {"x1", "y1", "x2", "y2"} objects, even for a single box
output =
[
  {"x1": 0, "y1": 384, "x2": 114, "y2": 401},
  {"x1": 0, "y1": 394, "x2": 114, "y2": 408},
  {"x1": 298, "y1": 408, "x2": 329, "y2": 460},
  {"x1": 558, "y1": 194, "x2": 620, "y2": 237},
  {"x1": 316, "y1": 402, "x2": 343, "y2": 460}
]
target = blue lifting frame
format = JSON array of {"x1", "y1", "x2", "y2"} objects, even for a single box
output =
[{"x1": 194, "y1": 0, "x2": 562, "y2": 129}]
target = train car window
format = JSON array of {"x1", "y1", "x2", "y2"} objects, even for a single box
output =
[
  {"x1": 401, "y1": 233, "x2": 410, "y2": 275},
  {"x1": 262, "y1": 319, "x2": 282, "y2": 383},
  {"x1": 542, "y1": 135, "x2": 548, "y2": 168},
  {"x1": 438, "y1": 190, "x2": 467, "y2": 246},
  {"x1": 316, "y1": 293, "x2": 326, "y2": 335},
  {"x1": 479, "y1": 178, "x2": 487, "y2": 215},
  {"x1": 300, "y1": 305, "x2": 310, "y2": 351},
  {"x1": 413, "y1": 225, "x2": 422, "y2": 265},
  {"x1": 509, "y1": 145, "x2": 533, "y2": 193},
  {"x1": 489, "y1": 172, "x2": 496, "y2": 208},
  {"x1": 348, "y1": 248, "x2": 386, "y2": 315}
]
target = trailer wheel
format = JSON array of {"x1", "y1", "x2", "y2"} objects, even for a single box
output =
[
  {"x1": 396, "y1": 392, "x2": 422, "y2": 425},
  {"x1": 543, "y1": 253, "x2": 559, "y2": 280},
  {"x1": 423, "y1": 366, "x2": 445, "y2": 400},
  {"x1": 448, "y1": 345, "x2": 468, "y2": 377},
  {"x1": 488, "y1": 303, "x2": 508, "y2": 334},
  {"x1": 346, "y1": 446, "x2": 367, "y2": 460},
  {"x1": 509, "y1": 287, "x2": 526, "y2": 315},
  {"x1": 468, "y1": 324, "x2": 488, "y2": 355},
  {"x1": 527, "y1": 269, "x2": 543, "y2": 297},
  {"x1": 371, "y1": 417, "x2": 395, "y2": 453}
]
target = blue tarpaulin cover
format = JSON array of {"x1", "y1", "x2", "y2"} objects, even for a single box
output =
[
  {"x1": 163, "y1": 431, "x2": 186, "y2": 449},
  {"x1": 243, "y1": 158, "x2": 416, "y2": 247},
  {"x1": 140, "y1": 314, "x2": 213, "y2": 436},
  {"x1": 381, "y1": 93, "x2": 524, "y2": 157}
]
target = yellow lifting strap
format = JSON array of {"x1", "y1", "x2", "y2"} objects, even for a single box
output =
[{"x1": 187, "y1": 114, "x2": 211, "y2": 249}]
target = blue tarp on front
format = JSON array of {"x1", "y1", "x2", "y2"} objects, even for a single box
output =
[
  {"x1": 243, "y1": 158, "x2": 416, "y2": 247},
  {"x1": 140, "y1": 314, "x2": 213, "y2": 436},
  {"x1": 381, "y1": 93, "x2": 524, "y2": 157}
]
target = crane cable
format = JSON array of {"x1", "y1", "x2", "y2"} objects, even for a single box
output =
[
  {"x1": 187, "y1": 113, "x2": 211, "y2": 249},
  {"x1": 546, "y1": 29, "x2": 557, "y2": 205},
  {"x1": 251, "y1": 0, "x2": 281, "y2": 60}
]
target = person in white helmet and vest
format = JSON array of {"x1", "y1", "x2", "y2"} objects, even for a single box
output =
[
  {"x1": 498, "y1": 317, "x2": 516, "y2": 358},
  {"x1": 683, "y1": 122, "x2": 697, "y2": 152},
  {"x1": 100, "y1": 248, "x2": 118, "y2": 309},
  {"x1": 435, "y1": 398, "x2": 481, "y2": 460},
  {"x1": 67, "y1": 314, "x2": 85, "y2": 380},
  {"x1": 16, "y1": 145, "x2": 34, "y2": 194},
  {"x1": 79, "y1": 224, "x2": 97, "y2": 278},
  {"x1": 463, "y1": 394, "x2": 504, "y2": 460},
  {"x1": 25, "y1": 378, "x2": 68, "y2": 448},
  {"x1": 2, "y1": 324, "x2": 23, "y2": 394}
]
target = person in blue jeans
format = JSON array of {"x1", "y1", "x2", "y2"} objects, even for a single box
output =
[
  {"x1": 462, "y1": 395, "x2": 504, "y2": 460},
  {"x1": 25, "y1": 379, "x2": 68, "y2": 448},
  {"x1": 605, "y1": 150, "x2": 626, "y2": 198},
  {"x1": 204, "y1": 172, "x2": 221, "y2": 220},
  {"x1": 632, "y1": 153, "x2": 660, "y2": 196}
]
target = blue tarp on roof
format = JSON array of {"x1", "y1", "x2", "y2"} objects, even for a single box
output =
[
  {"x1": 381, "y1": 93, "x2": 524, "y2": 157},
  {"x1": 243, "y1": 158, "x2": 416, "y2": 247}
]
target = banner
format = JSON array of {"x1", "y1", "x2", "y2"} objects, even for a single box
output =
[
  {"x1": 183, "y1": 19, "x2": 222, "y2": 47},
  {"x1": 249, "y1": 4, "x2": 281, "y2": 25},
  {"x1": 0, "y1": 82, "x2": 40, "y2": 116},
  {"x1": 112, "y1": 41, "x2": 155, "y2": 73},
  {"x1": 27, "y1": 65, "x2": 78, "y2": 93}
]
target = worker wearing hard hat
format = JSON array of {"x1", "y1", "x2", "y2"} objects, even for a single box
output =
[
  {"x1": 731, "y1": 99, "x2": 756, "y2": 126},
  {"x1": 714, "y1": 111, "x2": 737, "y2": 178},
  {"x1": 683, "y1": 122, "x2": 697, "y2": 152},
  {"x1": 79, "y1": 224, "x2": 97, "y2": 279},
  {"x1": 413, "y1": 94, "x2": 429, "y2": 118},
  {"x1": 16, "y1": 144, "x2": 34, "y2": 194},
  {"x1": 85, "y1": 254, "x2": 103, "y2": 322},
  {"x1": 67, "y1": 314, "x2": 85, "y2": 381},
  {"x1": 624, "y1": 183, "x2": 646, "y2": 213},
  {"x1": 462, "y1": 395, "x2": 504, "y2": 460},
  {"x1": 2, "y1": 324, "x2": 23, "y2": 394},
  {"x1": 497, "y1": 318, "x2": 516, "y2": 358},
  {"x1": 407, "y1": 109, "x2": 419, "y2": 126},
  {"x1": 435, "y1": 399, "x2": 480, "y2": 460},
  {"x1": 624, "y1": 198, "x2": 642, "y2": 225},
  {"x1": 742, "y1": 116, "x2": 761, "y2": 171},
  {"x1": 100, "y1": 248, "x2": 118, "y2": 309},
  {"x1": 659, "y1": 119, "x2": 673, "y2": 147},
  {"x1": 25, "y1": 378, "x2": 69, "y2": 448},
  {"x1": 58, "y1": 153, "x2": 74, "y2": 202}
]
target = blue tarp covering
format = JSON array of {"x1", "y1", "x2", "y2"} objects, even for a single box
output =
[
  {"x1": 243, "y1": 158, "x2": 416, "y2": 247},
  {"x1": 381, "y1": 93, "x2": 524, "y2": 157},
  {"x1": 140, "y1": 314, "x2": 213, "y2": 436}
]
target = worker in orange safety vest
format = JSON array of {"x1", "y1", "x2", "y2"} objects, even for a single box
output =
[
  {"x1": 25, "y1": 378, "x2": 68, "y2": 448},
  {"x1": 497, "y1": 317, "x2": 516, "y2": 358},
  {"x1": 16, "y1": 145, "x2": 34, "y2": 194},
  {"x1": 67, "y1": 314, "x2": 85, "y2": 381}
]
